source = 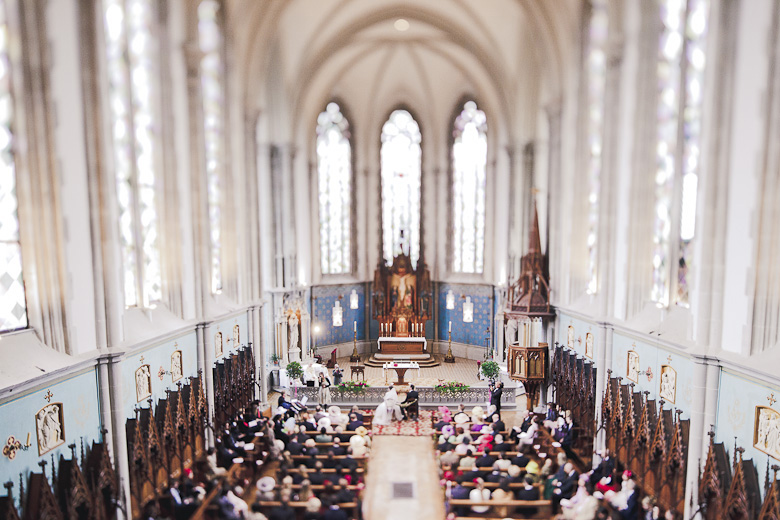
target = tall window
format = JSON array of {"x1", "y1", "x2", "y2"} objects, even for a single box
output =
[
  {"x1": 451, "y1": 101, "x2": 487, "y2": 274},
  {"x1": 316, "y1": 102, "x2": 352, "y2": 275},
  {"x1": 652, "y1": 0, "x2": 708, "y2": 307},
  {"x1": 381, "y1": 109, "x2": 421, "y2": 267},
  {"x1": 198, "y1": 0, "x2": 225, "y2": 293},
  {"x1": 0, "y1": 0, "x2": 27, "y2": 331},
  {"x1": 585, "y1": 0, "x2": 608, "y2": 294},
  {"x1": 104, "y1": 0, "x2": 162, "y2": 308}
]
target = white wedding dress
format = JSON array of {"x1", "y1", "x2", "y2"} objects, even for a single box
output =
[{"x1": 374, "y1": 388, "x2": 403, "y2": 425}]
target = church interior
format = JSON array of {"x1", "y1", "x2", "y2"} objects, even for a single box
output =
[{"x1": 1, "y1": 0, "x2": 780, "y2": 519}]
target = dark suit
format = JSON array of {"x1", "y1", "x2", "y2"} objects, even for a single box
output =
[
  {"x1": 346, "y1": 420, "x2": 362, "y2": 431},
  {"x1": 402, "y1": 390, "x2": 419, "y2": 419},
  {"x1": 520, "y1": 416, "x2": 533, "y2": 433},
  {"x1": 511, "y1": 454, "x2": 530, "y2": 467},
  {"x1": 556, "y1": 471, "x2": 579, "y2": 499},
  {"x1": 322, "y1": 507, "x2": 349, "y2": 520},
  {"x1": 516, "y1": 485, "x2": 541, "y2": 516},
  {"x1": 490, "y1": 387, "x2": 503, "y2": 416},
  {"x1": 619, "y1": 490, "x2": 639, "y2": 520},
  {"x1": 451, "y1": 484, "x2": 471, "y2": 516},
  {"x1": 475, "y1": 454, "x2": 496, "y2": 468}
]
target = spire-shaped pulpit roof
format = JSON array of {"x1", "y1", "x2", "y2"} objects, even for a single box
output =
[{"x1": 507, "y1": 204, "x2": 553, "y2": 317}]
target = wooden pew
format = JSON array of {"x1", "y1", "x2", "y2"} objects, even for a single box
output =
[
  {"x1": 254, "y1": 500, "x2": 359, "y2": 520},
  {"x1": 447, "y1": 498, "x2": 553, "y2": 519}
]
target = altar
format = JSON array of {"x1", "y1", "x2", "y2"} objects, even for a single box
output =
[{"x1": 377, "y1": 337, "x2": 427, "y2": 355}]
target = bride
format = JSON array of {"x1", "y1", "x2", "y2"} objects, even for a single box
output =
[{"x1": 373, "y1": 386, "x2": 404, "y2": 425}]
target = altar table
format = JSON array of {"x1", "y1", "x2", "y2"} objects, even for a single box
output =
[{"x1": 383, "y1": 361, "x2": 420, "y2": 386}]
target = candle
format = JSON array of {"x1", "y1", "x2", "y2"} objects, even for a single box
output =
[
  {"x1": 354, "y1": 321, "x2": 357, "y2": 332},
  {"x1": 449, "y1": 321, "x2": 452, "y2": 332}
]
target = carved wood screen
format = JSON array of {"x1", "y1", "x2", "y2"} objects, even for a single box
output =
[
  {"x1": 601, "y1": 371, "x2": 689, "y2": 516},
  {"x1": 551, "y1": 344, "x2": 596, "y2": 465},
  {"x1": 0, "y1": 437, "x2": 119, "y2": 520},
  {"x1": 125, "y1": 371, "x2": 208, "y2": 519},
  {"x1": 213, "y1": 345, "x2": 255, "y2": 433}
]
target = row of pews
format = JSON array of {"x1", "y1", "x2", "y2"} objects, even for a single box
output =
[
  {"x1": 0, "y1": 437, "x2": 119, "y2": 520},
  {"x1": 551, "y1": 343, "x2": 596, "y2": 467}
]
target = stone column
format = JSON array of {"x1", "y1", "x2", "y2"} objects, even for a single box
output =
[
  {"x1": 107, "y1": 358, "x2": 131, "y2": 519},
  {"x1": 197, "y1": 323, "x2": 215, "y2": 447},
  {"x1": 683, "y1": 358, "x2": 710, "y2": 518}
]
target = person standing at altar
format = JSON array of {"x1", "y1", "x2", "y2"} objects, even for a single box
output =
[
  {"x1": 317, "y1": 373, "x2": 332, "y2": 406},
  {"x1": 490, "y1": 382, "x2": 504, "y2": 419},
  {"x1": 332, "y1": 364, "x2": 343, "y2": 385}
]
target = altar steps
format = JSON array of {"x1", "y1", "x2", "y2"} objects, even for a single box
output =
[{"x1": 363, "y1": 353, "x2": 441, "y2": 368}]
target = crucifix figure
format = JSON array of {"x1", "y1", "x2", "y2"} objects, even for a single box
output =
[{"x1": 768, "y1": 393, "x2": 777, "y2": 407}]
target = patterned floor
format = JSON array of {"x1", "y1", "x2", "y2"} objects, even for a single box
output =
[
  {"x1": 372, "y1": 410, "x2": 436, "y2": 437},
  {"x1": 334, "y1": 355, "x2": 496, "y2": 388}
]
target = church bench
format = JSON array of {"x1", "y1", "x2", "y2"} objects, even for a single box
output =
[
  {"x1": 287, "y1": 467, "x2": 365, "y2": 474},
  {"x1": 447, "y1": 498, "x2": 553, "y2": 518},
  {"x1": 253, "y1": 500, "x2": 359, "y2": 519},
  {"x1": 291, "y1": 454, "x2": 368, "y2": 461},
  {"x1": 461, "y1": 482, "x2": 544, "y2": 490}
]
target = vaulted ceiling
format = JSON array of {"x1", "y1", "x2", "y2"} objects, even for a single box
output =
[{"x1": 229, "y1": 0, "x2": 580, "y2": 148}]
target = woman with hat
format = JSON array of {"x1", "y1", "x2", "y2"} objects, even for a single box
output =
[
  {"x1": 469, "y1": 477, "x2": 491, "y2": 513},
  {"x1": 302, "y1": 496, "x2": 322, "y2": 520},
  {"x1": 255, "y1": 476, "x2": 276, "y2": 502}
]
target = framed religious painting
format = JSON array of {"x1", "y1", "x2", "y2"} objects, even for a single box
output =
[
  {"x1": 135, "y1": 364, "x2": 152, "y2": 402},
  {"x1": 36, "y1": 402, "x2": 65, "y2": 456},
  {"x1": 171, "y1": 350, "x2": 183, "y2": 383},
  {"x1": 754, "y1": 406, "x2": 780, "y2": 461},
  {"x1": 626, "y1": 350, "x2": 640, "y2": 383},
  {"x1": 659, "y1": 365, "x2": 677, "y2": 404},
  {"x1": 567, "y1": 325, "x2": 574, "y2": 349},
  {"x1": 215, "y1": 331, "x2": 223, "y2": 358},
  {"x1": 233, "y1": 324, "x2": 240, "y2": 348},
  {"x1": 585, "y1": 332, "x2": 594, "y2": 359}
]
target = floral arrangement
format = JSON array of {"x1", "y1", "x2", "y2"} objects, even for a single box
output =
[
  {"x1": 480, "y1": 361, "x2": 501, "y2": 382},
  {"x1": 286, "y1": 361, "x2": 303, "y2": 379},
  {"x1": 337, "y1": 380, "x2": 370, "y2": 393},
  {"x1": 434, "y1": 381, "x2": 471, "y2": 395}
]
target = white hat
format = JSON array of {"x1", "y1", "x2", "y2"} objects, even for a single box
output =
[{"x1": 257, "y1": 476, "x2": 276, "y2": 492}]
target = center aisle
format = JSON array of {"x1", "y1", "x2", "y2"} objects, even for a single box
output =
[{"x1": 362, "y1": 436, "x2": 445, "y2": 520}]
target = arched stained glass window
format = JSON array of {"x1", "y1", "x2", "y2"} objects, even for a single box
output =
[
  {"x1": 585, "y1": 0, "x2": 608, "y2": 294},
  {"x1": 316, "y1": 102, "x2": 352, "y2": 275},
  {"x1": 0, "y1": 0, "x2": 27, "y2": 331},
  {"x1": 652, "y1": 0, "x2": 708, "y2": 307},
  {"x1": 381, "y1": 110, "x2": 421, "y2": 267},
  {"x1": 198, "y1": 0, "x2": 225, "y2": 293},
  {"x1": 451, "y1": 101, "x2": 487, "y2": 274}
]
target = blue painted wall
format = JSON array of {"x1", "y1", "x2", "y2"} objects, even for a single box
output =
[
  {"x1": 312, "y1": 284, "x2": 366, "y2": 345},
  {"x1": 438, "y1": 283, "x2": 493, "y2": 346},
  {"x1": 212, "y1": 312, "x2": 250, "y2": 360},
  {"x1": 0, "y1": 367, "x2": 103, "y2": 509},
  {"x1": 611, "y1": 332, "x2": 694, "y2": 419},
  {"x1": 122, "y1": 331, "x2": 199, "y2": 418},
  {"x1": 715, "y1": 369, "x2": 780, "y2": 499},
  {"x1": 558, "y1": 313, "x2": 600, "y2": 362}
]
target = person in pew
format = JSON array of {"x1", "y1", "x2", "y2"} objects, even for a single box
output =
[
  {"x1": 590, "y1": 449, "x2": 615, "y2": 486},
  {"x1": 514, "y1": 474, "x2": 541, "y2": 516},
  {"x1": 510, "y1": 445, "x2": 531, "y2": 467},
  {"x1": 302, "y1": 496, "x2": 322, "y2": 520},
  {"x1": 437, "y1": 434, "x2": 455, "y2": 452},
  {"x1": 458, "y1": 453, "x2": 476, "y2": 471},
  {"x1": 552, "y1": 462, "x2": 579, "y2": 501},
  {"x1": 452, "y1": 403, "x2": 470, "y2": 425},
  {"x1": 313, "y1": 405, "x2": 327, "y2": 422},
  {"x1": 303, "y1": 438, "x2": 320, "y2": 456},
  {"x1": 518, "y1": 415, "x2": 540, "y2": 446},
  {"x1": 309, "y1": 460, "x2": 327, "y2": 485},
  {"x1": 287, "y1": 438, "x2": 304, "y2": 455},
  {"x1": 338, "y1": 449, "x2": 360, "y2": 475},
  {"x1": 353, "y1": 425, "x2": 371, "y2": 448},
  {"x1": 455, "y1": 437, "x2": 475, "y2": 456},
  {"x1": 323, "y1": 450, "x2": 338, "y2": 469},
  {"x1": 316, "y1": 427, "x2": 333, "y2": 443},
  {"x1": 491, "y1": 413, "x2": 506, "y2": 434},
  {"x1": 246, "y1": 503, "x2": 270, "y2": 520},
  {"x1": 546, "y1": 402, "x2": 558, "y2": 422},
  {"x1": 475, "y1": 447, "x2": 496, "y2": 468},
  {"x1": 292, "y1": 465, "x2": 310, "y2": 484},
  {"x1": 350, "y1": 405, "x2": 364, "y2": 422},
  {"x1": 257, "y1": 476, "x2": 277, "y2": 501},
  {"x1": 485, "y1": 461, "x2": 507, "y2": 483},
  {"x1": 297, "y1": 479, "x2": 315, "y2": 502},
  {"x1": 348, "y1": 435, "x2": 368, "y2": 457},
  {"x1": 333, "y1": 425, "x2": 350, "y2": 442},
  {"x1": 495, "y1": 452, "x2": 512, "y2": 471},
  {"x1": 321, "y1": 499, "x2": 349, "y2": 520},
  {"x1": 267, "y1": 498, "x2": 296, "y2": 520},
  {"x1": 506, "y1": 464, "x2": 523, "y2": 484},
  {"x1": 346, "y1": 413, "x2": 362, "y2": 431},
  {"x1": 493, "y1": 433, "x2": 511, "y2": 453},
  {"x1": 335, "y1": 477, "x2": 356, "y2": 503},
  {"x1": 329, "y1": 440, "x2": 345, "y2": 456},
  {"x1": 491, "y1": 478, "x2": 515, "y2": 518},
  {"x1": 448, "y1": 475, "x2": 472, "y2": 517},
  {"x1": 469, "y1": 477, "x2": 491, "y2": 514},
  {"x1": 401, "y1": 384, "x2": 419, "y2": 420}
]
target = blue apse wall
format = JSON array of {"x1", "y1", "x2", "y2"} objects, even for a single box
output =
[
  {"x1": 438, "y1": 283, "x2": 494, "y2": 346},
  {"x1": 558, "y1": 312, "x2": 601, "y2": 362},
  {"x1": 122, "y1": 331, "x2": 199, "y2": 419},
  {"x1": 611, "y1": 332, "x2": 694, "y2": 419},
  {"x1": 0, "y1": 367, "x2": 103, "y2": 509},
  {"x1": 715, "y1": 369, "x2": 780, "y2": 499},
  {"x1": 312, "y1": 284, "x2": 366, "y2": 346}
]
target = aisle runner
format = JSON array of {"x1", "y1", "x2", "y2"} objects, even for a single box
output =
[{"x1": 372, "y1": 410, "x2": 436, "y2": 436}]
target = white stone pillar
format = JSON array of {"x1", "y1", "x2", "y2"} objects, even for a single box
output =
[
  {"x1": 198, "y1": 323, "x2": 215, "y2": 447},
  {"x1": 684, "y1": 358, "x2": 709, "y2": 519},
  {"x1": 108, "y1": 358, "x2": 131, "y2": 519}
]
